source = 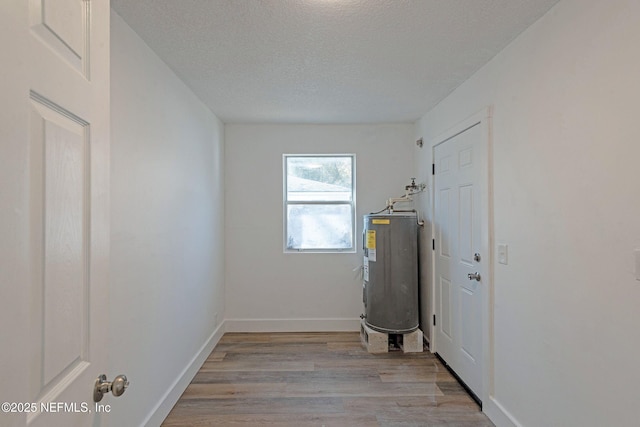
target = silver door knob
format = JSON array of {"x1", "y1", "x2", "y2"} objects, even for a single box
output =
[
  {"x1": 93, "y1": 374, "x2": 129, "y2": 402},
  {"x1": 467, "y1": 272, "x2": 481, "y2": 281}
]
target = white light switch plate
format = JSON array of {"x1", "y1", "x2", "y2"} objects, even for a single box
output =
[
  {"x1": 498, "y1": 244, "x2": 508, "y2": 265},
  {"x1": 635, "y1": 249, "x2": 640, "y2": 281}
]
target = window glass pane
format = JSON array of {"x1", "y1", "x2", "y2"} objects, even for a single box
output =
[
  {"x1": 286, "y1": 204, "x2": 353, "y2": 250},
  {"x1": 287, "y1": 157, "x2": 352, "y2": 202}
]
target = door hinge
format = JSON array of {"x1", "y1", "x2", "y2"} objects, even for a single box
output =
[
  {"x1": 433, "y1": 314, "x2": 436, "y2": 326},
  {"x1": 432, "y1": 239, "x2": 435, "y2": 250},
  {"x1": 432, "y1": 163, "x2": 435, "y2": 175}
]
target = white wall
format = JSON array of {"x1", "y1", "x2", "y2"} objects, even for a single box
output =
[
  {"x1": 225, "y1": 124, "x2": 416, "y2": 332},
  {"x1": 414, "y1": 0, "x2": 640, "y2": 425},
  {"x1": 411, "y1": 159, "x2": 432, "y2": 342},
  {"x1": 110, "y1": 11, "x2": 225, "y2": 426}
]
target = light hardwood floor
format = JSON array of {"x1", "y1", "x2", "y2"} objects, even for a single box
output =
[{"x1": 162, "y1": 332, "x2": 494, "y2": 426}]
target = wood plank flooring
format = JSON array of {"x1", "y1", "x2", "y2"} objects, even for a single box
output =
[{"x1": 162, "y1": 332, "x2": 494, "y2": 426}]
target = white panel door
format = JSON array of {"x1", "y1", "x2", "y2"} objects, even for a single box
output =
[
  {"x1": 434, "y1": 123, "x2": 484, "y2": 399},
  {"x1": 0, "y1": 1, "x2": 110, "y2": 426}
]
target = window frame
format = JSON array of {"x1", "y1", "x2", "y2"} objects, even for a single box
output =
[{"x1": 283, "y1": 154, "x2": 356, "y2": 253}]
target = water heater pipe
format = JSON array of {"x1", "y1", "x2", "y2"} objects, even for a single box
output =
[
  {"x1": 385, "y1": 179, "x2": 425, "y2": 212},
  {"x1": 376, "y1": 178, "x2": 426, "y2": 226}
]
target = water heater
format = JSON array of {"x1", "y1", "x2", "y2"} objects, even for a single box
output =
[{"x1": 363, "y1": 213, "x2": 419, "y2": 334}]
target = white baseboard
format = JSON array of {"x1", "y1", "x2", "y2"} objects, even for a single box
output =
[
  {"x1": 224, "y1": 317, "x2": 360, "y2": 332},
  {"x1": 142, "y1": 321, "x2": 226, "y2": 427},
  {"x1": 484, "y1": 395, "x2": 521, "y2": 427}
]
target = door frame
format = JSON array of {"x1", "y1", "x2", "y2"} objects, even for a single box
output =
[{"x1": 429, "y1": 107, "x2": 494, "y2": 408}]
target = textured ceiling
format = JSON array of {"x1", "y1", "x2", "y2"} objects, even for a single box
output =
[{"x1": 111, "y1": 0, "x2": 560, "y2": 124}]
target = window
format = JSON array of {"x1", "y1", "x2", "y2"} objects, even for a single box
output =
[{"x1": 284, "y1": 155, "x2": 355, "y2": 252}]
